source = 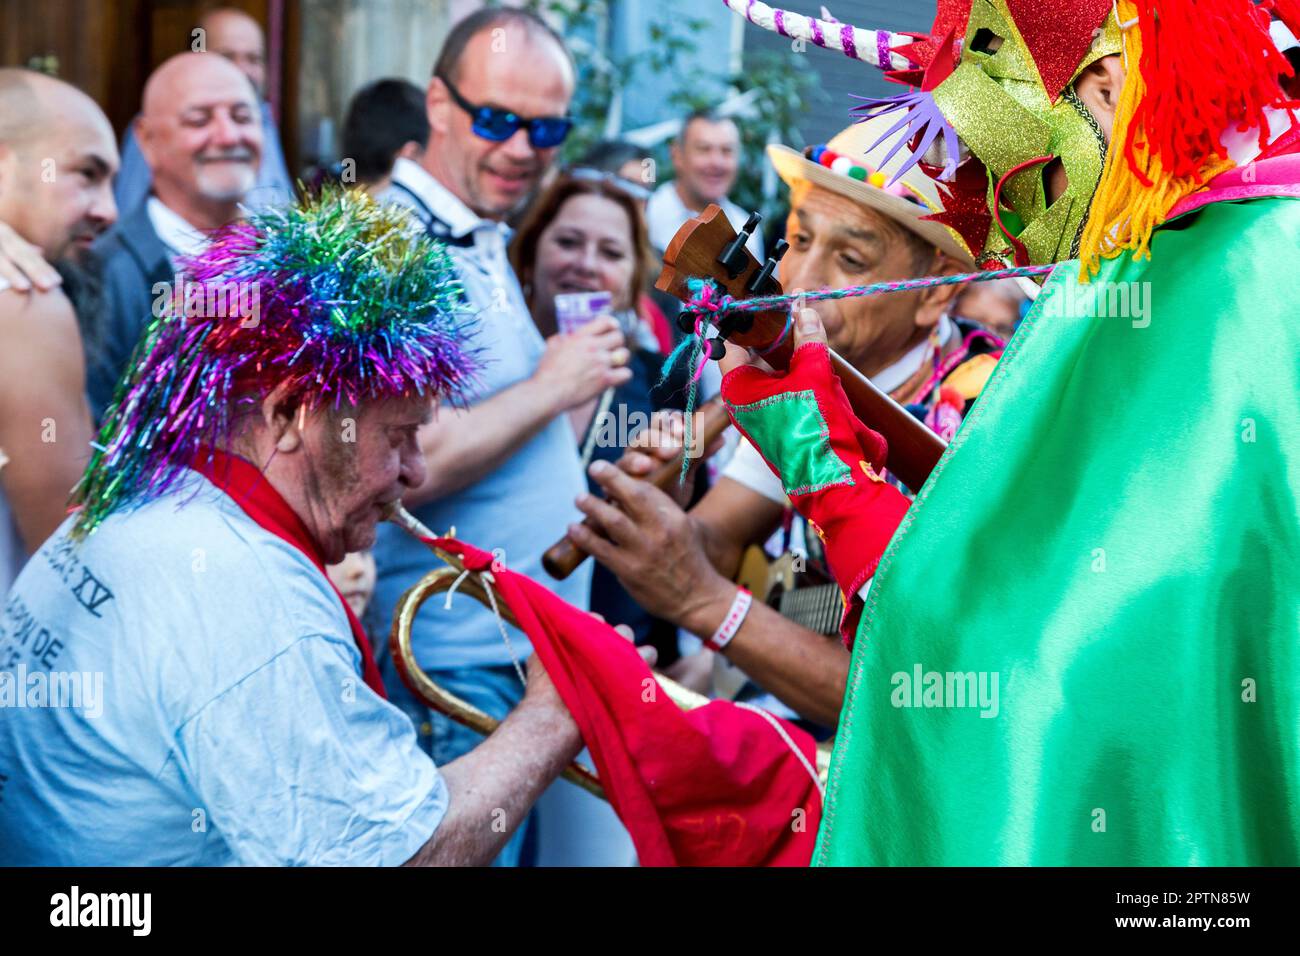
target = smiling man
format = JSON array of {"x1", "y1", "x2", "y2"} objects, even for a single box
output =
[
  {"x1": 646, "y1": 109, "x2": 762, "y2": 260},
  {"x1": 372, "y1": 7, "x2": 635, "y2": 866},
  {"x1": 0, "y1": 69, "x2": 118, "y2": 597},
  {"x1": 86, "y1": 51, "x2": 263, "y2": 421},
  {"x1": 113, "y1": 6, "x2": 294, "y2": 216},
  {"x1": 0, "y1": 192, "x2": 588, "y2": 867}
]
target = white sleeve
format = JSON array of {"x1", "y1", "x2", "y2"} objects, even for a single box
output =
[
  {"x1": 721, "y1": 436, "x2": 789, "y2": 506},
  {"x1": 644, "y1": 187, "x2": 679, "y2": 252},
  {"x1": 176, "y1": 635, "x2": 447, "y2": 866}
]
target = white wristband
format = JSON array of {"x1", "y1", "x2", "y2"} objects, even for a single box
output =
[{"x1": 705, "y1": 587, "x2": 752, "y2": 652}]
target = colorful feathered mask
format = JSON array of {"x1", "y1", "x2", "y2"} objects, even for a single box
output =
[{"x1": 725, "y1": 0, "x2": 1299, "y2": 273}]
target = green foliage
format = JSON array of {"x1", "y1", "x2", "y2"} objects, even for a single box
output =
[
  {"x1": 512, "y1": 0, "x2": 823, "y2": 220},
  {"x1": 705, "y1": 50, "x2": 823, "y2": 217}
]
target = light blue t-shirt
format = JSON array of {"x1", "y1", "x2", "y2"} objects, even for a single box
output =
[
  {"x1": 0, "y1": 474, "x2": 446, "y2": 866},
  {"x1": 372, "y1": 160, "x2": 591, "y2": 672}
]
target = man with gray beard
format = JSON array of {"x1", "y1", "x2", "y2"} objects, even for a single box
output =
[
  {"x1": 86, "y1": 51, "x2": 263, "y2": 420},
  {"x1": 113, "y1": 6, "x2": 293, "y2": 214}
]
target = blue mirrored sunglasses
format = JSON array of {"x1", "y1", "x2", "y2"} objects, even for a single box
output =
[{"x1": 439, "y1": 74, "x2": 572, "y2": 149}]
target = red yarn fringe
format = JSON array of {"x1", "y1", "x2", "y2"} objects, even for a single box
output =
[
  {"x1": 1125, "y1": 0, "x2": 1295, "y2": 187},
  {"x1": 1266, "y1": 0, "x2": 1300, "y2": 38}
]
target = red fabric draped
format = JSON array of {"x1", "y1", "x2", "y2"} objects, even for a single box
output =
[
  {"x1": 191, "y1": 448, "x2": 387, "y2": 698},
  {"x1": 429, "y1": 537, "x2": 822, "y2": 867}
]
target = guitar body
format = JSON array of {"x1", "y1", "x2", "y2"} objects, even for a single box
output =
[{"x1": 713, "y1": 543, "x2": 844, "y2": 702}]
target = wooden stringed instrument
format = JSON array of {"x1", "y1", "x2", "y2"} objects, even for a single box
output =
[
  {"x1": 735, "y1": 544, "x2": 842, "y2": 636},
  {"x1": 542, "y1": 202, "x2": 947, "y2": 581},
  {"x1": 541, "y1": 397, "x2": 731, "y2": 579},
  {"x1": 655, "y1": 204, "x2": 946, "y2": 492},
  {"x1": 715, "y1": 541, "x2": 841, "y2": 703}
]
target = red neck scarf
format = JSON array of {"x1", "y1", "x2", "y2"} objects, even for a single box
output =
[{"x1": 191, "y1": 448, "x2": 387, "y2": 698}]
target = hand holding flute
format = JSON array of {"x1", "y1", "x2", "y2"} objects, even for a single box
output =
[{"x1": 542, "y1": 399, "x2": 731, "y2": 579}]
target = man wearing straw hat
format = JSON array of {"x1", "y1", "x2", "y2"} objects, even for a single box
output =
[
  {"x1": 568, "y1": 113, "x2": 1002, "y2": 729},
  {"x1": 712, "y1": 0, "x2": 1300, "y2": 865}
]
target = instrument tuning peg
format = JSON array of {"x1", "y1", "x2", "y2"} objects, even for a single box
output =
[
  {"x1": 718, "y1": 211, "x2": 763, "y2": 279},
  {"x1": 746, "y1": 237, "x2": 789, "y2": 295},
  {"x1": 705, "y1": 337, "x2": 727, "y2": 361},
  {"x1": 676, "y1": 309, "x2": 697, "y2": 334}
]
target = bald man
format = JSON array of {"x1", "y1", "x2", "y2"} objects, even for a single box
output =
[
  {"x1": 114, "y1": 6, "x2": 292, "y2": 216},
  {"x1": 0, "y1": 69, "x2": 118, "y2": 596},
  {"x1": 371, "y1": 7, "x2": 643, "y2": 867},
  {"x1": 86, "y1": 51, "x2": 263, "y2": 419}
]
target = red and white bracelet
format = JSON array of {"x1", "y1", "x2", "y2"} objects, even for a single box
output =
[{"x1": 705, "y1": 587, "x2": 753, "y2": 652}]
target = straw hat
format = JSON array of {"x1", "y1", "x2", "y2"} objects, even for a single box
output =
[{"x1": 766, "y1": 112, "x2": 975, "y2": 268}]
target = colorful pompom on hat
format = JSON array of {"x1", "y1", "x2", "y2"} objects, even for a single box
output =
[
  {"x1": 765, "y1": 111, "x2": 976, "y2": 266},
  {"x1": 72, "y1": 188, "x2": 480, "y2": 535}
]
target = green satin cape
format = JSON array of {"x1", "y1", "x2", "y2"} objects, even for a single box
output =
[{"x1": 816, "y1": 197, "x2": 1300, "y2": 866}]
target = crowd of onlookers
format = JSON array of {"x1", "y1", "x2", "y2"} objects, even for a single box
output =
[{"x1": 0, "y1": 5, "x2": 1027, "y2": 865}]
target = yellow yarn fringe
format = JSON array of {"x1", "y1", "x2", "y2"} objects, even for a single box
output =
[{"x1": 1076, "y1": 0, "x2": 1236, "y2": 281}]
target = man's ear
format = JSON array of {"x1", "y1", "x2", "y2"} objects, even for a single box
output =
[
  {"x1": 396, "y1": 140, "x2": 424, "y2": 162},
  {"x1": 914, "y1": 251, "x2": 966, "y2": 332},
  {"x1": 0, "y1": 144, "x2": 14, "y2": 198},
  {"x1": 260, "y1": 381, "x2": 305, "y2": 454},
  {"x1": 134, "y1": 115, "x2": 159, "y2": 172},
  {"x1": 426, "y1": 77, "x2": 451, "y2": 138},
  {"x1": 1073, "y1": 54, "x2": 1126, "y2": 143}
]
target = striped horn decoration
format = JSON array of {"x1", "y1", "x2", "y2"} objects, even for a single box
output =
[{"x1": 721, "y1": 0, "x2": 912, "y2": 71}]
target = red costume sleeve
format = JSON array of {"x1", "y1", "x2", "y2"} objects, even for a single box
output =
[{"x1": 721, "y1": 342, "x2": 912, "y2": 646}]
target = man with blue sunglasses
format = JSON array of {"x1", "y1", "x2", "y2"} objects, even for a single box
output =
[
  {"x1": 372, "y1": 7, "x2": 636, "y2": 867},
  {"x1": 396, "y1": 10, "x2": 573, "y2": 220},
  {"x1": 439, "y1": 71, "x2": 573, "y2": 155}
]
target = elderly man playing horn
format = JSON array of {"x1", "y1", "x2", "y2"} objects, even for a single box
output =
[{"x1": 0, "y1": 192, "x2": 584, "y2": 866}]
